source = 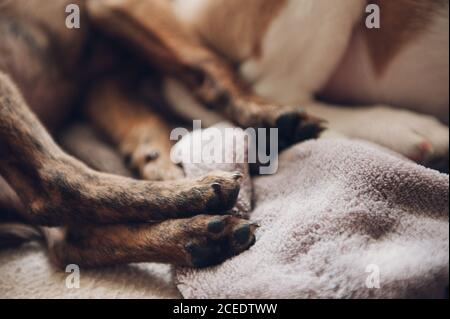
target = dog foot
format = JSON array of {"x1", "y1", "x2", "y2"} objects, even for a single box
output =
[
  {"x1": 184, "y1": 171, "x2": 242, "y2": 214},
  {"x1": 332, "y1": 107, "x2": 449, "y2": 169},
  {"x1": 48, "y1": 215, "x2": 257, "y2": 268},
  {"x1": 181, "y1": 215, "x2": 258, "y2": 267},
  {"x1": 274, "y1": 108, "x2": 326, "y2": 150},
  {"x1": 230, "y1": 99, "x2": 326, "y2": 150},
  {"x1": 123, "y1": 140, "x2": 184, "y2": 181}
]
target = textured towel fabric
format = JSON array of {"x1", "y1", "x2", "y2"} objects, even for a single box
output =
[
  {"x1": 172, "y1": 123, "x2": 253, "y2": 217},
  {"x1": 0, "y1": 243, "x2": 181, "y2": 298},
  {"x1": 175, "y1": 138, "x2": 449, "y2": 298},
  {"x1": 0, "y1": 125, "x2": 181, "y2": 299}
]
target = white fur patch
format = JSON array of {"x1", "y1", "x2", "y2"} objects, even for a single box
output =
[
  {"x1": 325, "y1": 12, "x2": 449, "y2": 123},
  {"x1": 239, "y1": 0, "x2": 365, "y2": 105},
  {"x1": 172, "y1": 0, "x2": 208, "y2": 24}
]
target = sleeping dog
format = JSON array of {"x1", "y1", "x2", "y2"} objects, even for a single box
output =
[
  {"x1": 167, "y1": 0, "x2": 449, "y2": 166},
  {"x1": 0, "y1": 0, "x2": 448, "y2": 269},
  {"x1": 0, "y1": 0, "x2": 322, "y2": 268}
]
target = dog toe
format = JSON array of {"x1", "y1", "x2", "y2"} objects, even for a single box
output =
[{"x1": 184, "y1": 216, "x2": 257, "y2": 268}]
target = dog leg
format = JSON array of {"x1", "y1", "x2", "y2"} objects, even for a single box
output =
[
  {"x1": 87, "y1": 0, "x2": 324, "y2": 148},
  {"x1": 46, "y1": 214, "x2": 257, "y2": 268},
  {"x1": 0, "y1": 72, "x2": 241, "y2": 226},
  {"x1": 55, "y1": 125, "x2": 255, "y2": 268},
  {"x1": 85, "y1": 78, "x2": 184, "y2": 181},
  {"x1": 0, "y1": 128, "x2": 255, "y2": 266}
]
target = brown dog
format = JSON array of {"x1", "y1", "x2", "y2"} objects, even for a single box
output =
[
  {"x1": 169, "y1": 0, "x2": 449, "y2": 166},
  {"x1": 0, "y1": 0, "x2": 321, "y2": 268}
]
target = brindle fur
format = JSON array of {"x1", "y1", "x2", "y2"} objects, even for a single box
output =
[
  {"x1": 87, "y1": 0, "x2": 324, "y2": 144},
  {"x1": 0, "y1": 73, "x2": 242, "y2": 225},
  {"x1": 0, "y1": 0, "x2": 321, "y2": 268}
]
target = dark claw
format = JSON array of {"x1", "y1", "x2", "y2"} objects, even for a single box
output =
[{"x1": 250, "y1": 222, "x2": 261, "y2": 229}]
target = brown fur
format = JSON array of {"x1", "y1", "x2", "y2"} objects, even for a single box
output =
[
  {"x1": 0, "y1": 0, "x2": 257, "y2": 268},
  {"x1": 60, "y1": 124, "x2": 133, "y2": 177},
  {"x1": 85, "y1": 78, "x2": 183, "y2": 180},
  {"x1": 48, "y1": 215, "x2": 257, "y2": 268},
  {"x1": 0, "y1": 71, "x2": 247, "y2": 264},
  {"x1": 0, "y1": 0, "x2": 322, "y2": 269},
  {"x1": 185, "y1": 0, "x2": 288, "y2": 61},
  {"x1": 0, "y1": 0, "x2": 88, "y2": 130},
  {"x1": 88, "y1": 0, "x2": 323, "y2": 142},
  {"x1": 365, "y1": 0, "x2": 449, "y2": 74},
  {"x1": 57, "y1": 125, "x2": 256, "y2": 268}
]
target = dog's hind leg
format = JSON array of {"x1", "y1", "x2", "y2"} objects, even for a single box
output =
[
  {"x1": 84, "y1": 78, "x2": 184, "y2": 181},
  {"x1": 87, "y1": 0, "x2": 324, "y2": 148},
  {"x1": 0, "y1": 72, "x2": 241, "y2": 226}
]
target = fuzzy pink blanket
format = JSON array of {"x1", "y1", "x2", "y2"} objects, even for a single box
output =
[{"x1": 175, "y1": 132, "x2": 449, "y2": 298}]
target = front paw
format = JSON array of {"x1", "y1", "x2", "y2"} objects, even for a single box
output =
[
  {"x1": 180, "y1": 215, "x2": 258, "y2": 268},
  {"x1": 195, "y1": 171, "x2": 242, "y2": 214}
]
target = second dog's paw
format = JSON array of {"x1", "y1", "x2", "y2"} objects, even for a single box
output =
[
  {"x1": 234, "y1": 100, "x2": 326, "y2": 150},
  {"x1": 334, "y1": 107, "x2": 449, "y2": 168},
  {"x1": 124, "y1": 141, "x2": 184, "y2": 181},
  {"x1": 274, "y1": 108, "x2": 326, "y2": 149}
]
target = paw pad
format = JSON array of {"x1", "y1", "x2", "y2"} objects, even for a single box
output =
[{"x1": 207, "y1": 219, "x2": 226, "y2": 234}]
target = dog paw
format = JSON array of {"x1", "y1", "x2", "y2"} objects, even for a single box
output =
[
  {"x1": 234, "y1": 101, "x2": 326, "y2": 150},
  {"x1": 123, "y1": 140, "x2": 184, "y2": 181},
  {"x1": 273, "y1": 107, "x2": 326, "y2": 150},
  {"x1": 193, "y1": 171, "x2": 242, "y2": 214},
  {"x1": 181, "y1": 215, "x2": 258, "y2": 268},
  {"x1": 334, "y1": 107, "x2": 449, "y2": 168}
]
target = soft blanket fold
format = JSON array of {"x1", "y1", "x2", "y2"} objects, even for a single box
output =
[{"x1": 175, "y1": 135, "x2": 449, "y2": 298}]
